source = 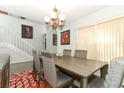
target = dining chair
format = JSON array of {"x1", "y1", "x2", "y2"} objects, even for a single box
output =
[
  {"x1": 88, "y1": 57, "x2": 124, "y2": 88},
  {"x1": 63, "y1": 49, "x2": 71, "y2": 57},
  {"x1": 72, "y1": 50, "x2": 88, "y2": 87},
  {"x1": 0, "y1": 54, "x2": 10, "y2": 88},
  {"x1": 74, "y1": 50, "x2": 87, "y2": 59},
  {"x1": 41, "y1": 52, "x2": 74, "y2": 88},
  {"x1": 32, "y1": 50, "x2": 43, "y2": 87}
]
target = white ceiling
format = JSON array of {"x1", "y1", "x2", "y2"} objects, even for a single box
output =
[{"x1": 0, "y1": 5, "x2": 106, "y2": 24}]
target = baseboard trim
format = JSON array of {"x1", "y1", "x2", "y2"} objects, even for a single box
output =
[{"x1": 10, "y1": 60, "x2": 32, "y2": 65}]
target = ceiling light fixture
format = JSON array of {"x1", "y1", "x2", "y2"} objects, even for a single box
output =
[{"x1": 44, "y1": 5, "x2": 65, "y2": 30}]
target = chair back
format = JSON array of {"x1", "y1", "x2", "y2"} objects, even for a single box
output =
[
  {"x1": 32, "y1": 50, "x2": 41, "y2": 73},
  {"x1": 104, "y1": 57, "x2": 124, "y2": 88},
  {"x1": 74, "y1": 50, "x2": 87, "y2": 59},
  {"x1": 63, "y1": 49, "x2": 71, "y2": 56},
  {"x1": 0, "y1": 54, "x2": 10, "y2": 88},
  {"x1": 41, "y1": 52, "x2": 57, "y2": 87}
]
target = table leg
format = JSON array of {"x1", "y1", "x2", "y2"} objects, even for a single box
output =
[
  {"x1": 100, "y1": 64, "x2": 108, "y2": 80},
  {"x1": 80, "y1": 78, "x2": 88, "y2": 88}
]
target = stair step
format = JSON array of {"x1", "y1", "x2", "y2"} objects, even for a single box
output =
[{"x1": 0, "y1": 47, "x2": 33, "y2": 64}]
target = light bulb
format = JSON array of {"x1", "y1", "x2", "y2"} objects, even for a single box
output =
[
  {"x1": 44, "y1": 16, "x2": 50, "y2": 23},
  {"x1": 50, "y1": 11, "x2": 57, "y2": 19},
  {"x1": 59, "y1": 14, "x2": 65, "y2": 21}
]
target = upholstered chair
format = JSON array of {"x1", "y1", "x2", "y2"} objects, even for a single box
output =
[
  {"x1": 63, "y1": 49, "x2": 71, "y2": 57},
  {"x1": 32, "y1": 50, "x2": 43, "y2": 87},
  {"x1": 72, "y1": 50, "x2": 88, "y2": 87},
  {"x1": 74, "y1": 50, "x2": 87, "y2": 59},
  {"x1": 89, "y1": 57, "x2": 124, "y2": 88},
  {"x1": 0, "y1": 54, "x2": 10, "y2": 88},
  {"x1": 41, "y1": 52, "x2": 73, "y2": 88}
]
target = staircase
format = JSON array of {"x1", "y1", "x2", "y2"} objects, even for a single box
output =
[{"x1": 0, "y1": 26, "x2": 34, "y2": 63}]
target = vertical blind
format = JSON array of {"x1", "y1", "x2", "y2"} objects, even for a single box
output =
[
  {"x1": 76, "y1": 17, "x2": 124, "y2": 63},
  {"x1": 76, "y1": 25, "x2": 97, "y2": 59}
]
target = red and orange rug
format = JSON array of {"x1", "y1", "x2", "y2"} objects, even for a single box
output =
[{"x1": 9, "y1": 70, "x2": 48, "y2": 88}]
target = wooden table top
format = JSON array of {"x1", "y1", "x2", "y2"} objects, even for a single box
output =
[{"x1": 54, "y1": 56, "x2": 107, "y2": 78}]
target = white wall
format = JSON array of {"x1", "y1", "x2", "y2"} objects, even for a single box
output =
[
  {"x1": 73, "y1": 6, "x2": 124, "y2": 29},
  {"x1": 57, "y1": 6, "x2": 124, "y2": 56},
  {"x1": 41, "y1": 25, "x2": 57, "y2": 53},
  {"x1": 0, "y1": 13, "x2": 44, "y2": 51},
  {"x1": 46, "y1": 28, "x2": 57, "y2": 53},
  {"x1": 56, "y1": 23, "x2": 76, "y2": 56}
]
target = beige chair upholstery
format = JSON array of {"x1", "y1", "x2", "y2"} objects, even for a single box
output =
[
  {"x1": 63, "y1": 49, "x2": 71, "y2": 57},
  {"x1": 41, "y1": 51, "x2": 55, "y2": 58},
  {"x1": 89, "y1": 57, "x2": 124, "y2": 88},
  {"x1": 0, "y1": 54, "x2": 10, "y2": 88},
  {"x1": 41, "y1": 52, "x2": 73, "y2": 88},
  {"x1": 74, "y1": 50, "x2": 87, "y2": 59},
  {"x1": 32, "y1": 50, "x2": 43, "y2": 87}
]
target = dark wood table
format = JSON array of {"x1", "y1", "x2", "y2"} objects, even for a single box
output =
[{"x1": 54, "y1": 56, "x2": 108, "y2": 88}]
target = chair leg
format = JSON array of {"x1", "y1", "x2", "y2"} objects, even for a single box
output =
[
  {"x1": 38, "y1": 73, "x2": 41, "y2": 87},
  {"x1": 42, "y1": 80, "x2": 52, "y2": 88},
  {"x1": 33, "y1": 71, "x2": 37, "y2": 81},
  {"x1": 44, "y1": 80, "x2": 46, "y2": 88},
  {"x1": 100, "y1": 64, "x2": 108, "y2": 80}
]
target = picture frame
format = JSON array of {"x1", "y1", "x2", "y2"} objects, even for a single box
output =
[
  {"x1": 21, "y1": 24, "x2": 33, "y2": 39},
  {"x1": 53, "y1": 34, "x2": 57, "y2": 46},
  {"x1": 61, "y1": 30, "x2": 70, "y2": 45}
]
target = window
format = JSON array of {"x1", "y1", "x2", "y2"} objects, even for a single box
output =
[{"x1": 76, "y1": 17, "x2": 124, "y2": 63}]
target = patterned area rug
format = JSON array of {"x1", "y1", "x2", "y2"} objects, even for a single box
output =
[{"x1": 9, "y1": 70, "x2": 47, "y2": 88}]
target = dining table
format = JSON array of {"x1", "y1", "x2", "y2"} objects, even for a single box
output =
[
  {"x1": 40, "y1": 54, "x2": 108, "y2": 88},
  {"x1": 53, "y1": 56, "x2": 108, "y2": 88}
]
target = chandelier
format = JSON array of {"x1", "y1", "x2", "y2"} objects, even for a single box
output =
[{"x1": 44, "y1": 5, "x2": 65, "y2": 30}]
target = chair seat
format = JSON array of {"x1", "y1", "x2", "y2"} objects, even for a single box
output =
[{"x1": 57, "y1": 71, "x2": 73, "y2": 88}]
